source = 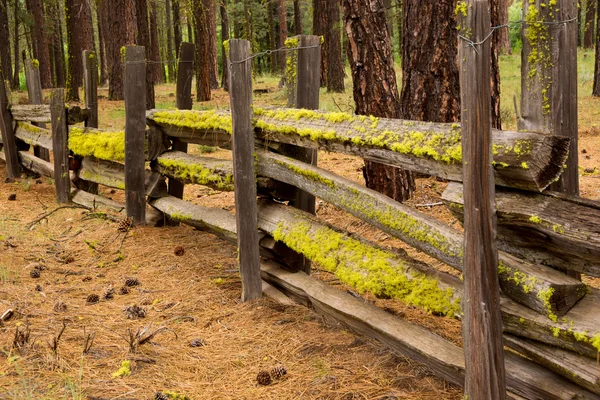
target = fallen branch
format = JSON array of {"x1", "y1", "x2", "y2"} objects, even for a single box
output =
[{"x1": 27, "y1": 205, "x2": 89, "y2": 229}]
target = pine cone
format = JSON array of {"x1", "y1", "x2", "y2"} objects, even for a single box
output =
[
  {"x1": 189, "y1": 338, "x2": 206, "y2": 347},
  {"x1": 174, "y1": 246, "x2": 185, "y2": 256},
  {"x1": 154, "y1": 393, "x2": 169, "y2": 400},
  {"x1": 123, "y1": 304, "x2": 146, "y2": 319},
  {"x1": 30, "y1": 269, "x2": 41, "y2": 279},
  {"x1": 119, "y1": 286, "x2": 130, "y2": 295},
  {"x1": 270, "y1": 365, "x2": 287, "y2": 379},
  {"x1": 35, "y1": 285, "x2": 43, "y2": 292},
  {"x1": 124, "y1": 277, "x2": 140, "y2": 287},
  {"x1": 103, "y1": 287, "x2": 115, "y2": 300},
  {"x1": 118, "y1": 217, "x2": 133, "y2": 232},
  {"x1": 256, "y1": 370, "x2": 272, "y2": 386},
  {"x1": 86, "y1": 294, "x2": 100, "y2": 304}
]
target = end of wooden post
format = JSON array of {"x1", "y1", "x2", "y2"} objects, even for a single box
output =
[{"x1": 50, "y1": 89, "x2": 71, "y2": 204}]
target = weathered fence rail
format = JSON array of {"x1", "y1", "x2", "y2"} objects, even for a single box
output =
[{"x1": 2, "y1": 38, "x2": 600, "y2": 399}]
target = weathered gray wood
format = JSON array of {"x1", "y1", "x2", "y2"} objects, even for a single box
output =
[
  {"x1": 520, "y1": 0, "x2": 578, "y2": 196},
  {"x1": 229, "y1": 39, "x2": 262, "y2": 302},
  {"x1": 72, "y1": 189, "x2": 163, "y2": 226},
  {"x1": 255, "y1": 150, "x2": 586, "y2": 317},
  {"x1": 124, "y1": 46, "x2": 147, "y2": 225},
  {"x1": 285, "y1": 36, "x2": 299, "y2": 107},
  {"x1": 504, "y1": 334, "x2": 600, "y2": 395},
  {"x1": 78, "y1": 157, "x2": 167, "y2": 197},
  {"x1": 83, "y1": 50, "x2": 98, "y2": 128},
  {"x1": 50, "y1": 89, "x2": 71, "y2": 204},
  {"x1": 278, "y1": 34, "x2": 321, "y2": 274},
  {"x1": 0, "y1": 73, "x2": 20, "y2": 178},
  {"x1": 14, "y1": 122, "x2": 53, "y2": 150},
  {"x1": 442, "y1": 182, "x2": 600, "y2": 278},
  {"x1": 10, "y1": 104, "x2": 90, "y2": 125},
  {"x1": 154, "y1": 151, "x2": 234, "y2": 191},
  {"x1": 169, "y1": 42, "x2": 195, "y2": 200},
  {"x1": 0, "y1": 149, "x2": 75, "y2": 180},
  {"x1": 458, "y1": 3, "x2": 506, "y2": 398},
  {"x1": 25, "y1": 59, "x2": 50, "y2": 162},
  {"x1": 146, "y1": 107, "x2": 570, "y2": 192}
]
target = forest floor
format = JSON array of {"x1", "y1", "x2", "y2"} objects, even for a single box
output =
[{"x1": 0, "y1": 51, "x2": 599, "y2": 399}]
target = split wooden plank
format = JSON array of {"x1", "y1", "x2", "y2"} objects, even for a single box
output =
[
  {"x1": 10, "y1": 104, "x2": 90, "y2": 125},
  {"x1": 14, "y1": 122, "x2": 53, "y2": 150},
  {"x1": 50, "y1": 89, "x2": 71, "y2": 204},
  {"x1": 442, "y1": 182, "x2": 600, "y2": 278},
  {"x1": 24, "y1": 59, "x2": 50, "y2": 161},
  {"x1": 146, "y1": 107, "x2": 570, "y2": 192}
]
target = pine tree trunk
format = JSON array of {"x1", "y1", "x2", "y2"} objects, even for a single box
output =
[
  {"x1": 97, "y1": 0, "x2": 108, "y2": 85},
  {"x1": 326, "y1": 0, "x2": 344, "y2": 92},
  {"x1": 165, "y1": 0, "x2": 175, "y2": 80},
  {"x1": 187, "y1": 8, "x2": 193, "y2": 41},
  {"x1": 593, "y1": 0, "x2": 600, "y2": 96},
  {"x1": 125, "y1": 1, "x2": 137, "y2": 44},
  {"x1": 150, "y1": 0, "x2": 164, "y2": 84},
  {"x1": 209, "y1": 0, "x2": 219, "y2": 89},
  {"x1": 395, "y1": 0, "x2": 402, "y2": 60},
  {"x1": 49, "y1": 0, "x2": 65, "y2": 87},
  {"x1": 232, "y1": 0, "x2": 242, "y2": 38},
  {"x1": 173, "y1": 0, "x2": 182, "y2": 57},
  {"x1": 28, "y1": 0, "x2": 52, "y2": 88},
  {"x1": 269, "y1": 1, "x2": 278, "y2": 71},
  {"x1": 135, "y1": 0, "x2": 155, "y2": 108},
  {"x1": 277, "y1": 0, "x2": 288, "y2": 72},
  {"x1": 194, "y1": 0, "x2": 212, "y2": 101},
  {"x1": 220, "y1": 0, "x2": 230, "y2": 90},
  {"x1": 11, "y1": 0, "x2": 19, "y2": 89},
  {"x1": 343, "y1": 0, "x2": 415, "y2": 202},
  {"x1": 313, "y1": 0, "x2": 328, "y2": 86},
  {"x1": 578, "y1": 0, "x2": 583, "y2": 46},
  {"x1": 105, "y1": 0, "x2": 129, "y2": 100},
  {"x1": 0, "y1": 0, "x2": 11, "y2": 80},
  {"x1": 584, "y1": 0, "x2": 596, "y2": 48},
  {"x1": 490, "y1": 0, "x2": 502, "y2": 129},
  {"x1": 294, "y1": 0, "x2": 302, "y2": 34},
  {"x1": 66, "y1": 0, "x2": 93, "y2": 101}
]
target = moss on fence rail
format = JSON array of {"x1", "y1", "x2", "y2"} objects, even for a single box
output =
[{"x1": 68, "y1": 128, "x2": 125, "y2": 161}]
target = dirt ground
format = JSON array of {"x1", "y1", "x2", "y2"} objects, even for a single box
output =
[{"x1": 1, "y1": 80, "x2": 599, "y2": 399}]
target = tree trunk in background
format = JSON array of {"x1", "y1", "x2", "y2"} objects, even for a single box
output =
[
  {"x1": 209, "y1": 0, "x2": 219, "y2": 89},
  {"x1": 0, "y1": 0, "x2": 11, "y2": 80},
  {"x1": 343, "y1": 0, "x2": 414, "y2": 202},
  {"x1": 194, "y1": 0, "x2": 212, "y2": 101},
  {"x1": 220, "y1": 0, "x2": 229, "y2": 90},
  {"x1": 497, "y1": 0, "x2": 511, "y2": 54},
  {"x1": 383, "y1": 0, "x2": 393, "y2": 39},
  {"x1": 66, "y1": 0, "x2": 94, "y2": 101},
  {"x1": 187, "y1": 7, "x2": 193, "y2": 41},
  {"x1": 593, "y1": 0, "x2": 600, "y2": 96},
  {"x1": 313, "y1": 0, "x2": 328, "y2": 86},
  {"x1": 97, "y1": 0, "x2": 108, "y2": 85},
  {"x1": 584, "y1": 0, "x2": 596, "y2": 48},
  {"x1": 400, "y1": 0, "x2": 460, "y2": 123},
  {"x1": 489, "y1": 0, "x2": 503, "y2": 129},
  {"x1": 173, "y1": 0, "x2": 182, "y2": 57},
  {"x1": 269, "y1": 1, "x2": 278, "y2": 71},
  {"x1": 232, "y1": 0, "x2": 242, "y2": 38},
  {"x1": 326, "y1": 0, "x2": 344, "y2": 92},
  {"x1": 49, "y1": 0, "x2": 65, "y2": 87},
  {"x1": 578, "y1": 0, "x2": 583, "y2": 46},
  {"x1": 165, "y1": 0, "x2": 175, "y2": 80},
  {"x1": 294, "y1": 0, "x2": 302, "y2": 34},
  {"x1": 395, "y1": 0, "x2": 402, "y2": 60},
  {"x1": 11, "y1": 0, "x2": 19, "y2": 89},
  {"x1": 150, "y1": 0, "x2": 164, "y2": 84},
  {"x1": 136, "y1": 0, "x2": 155, "y2": 109},
  {"x1": 277, "y1": 0, "x2": 288, "y2": 72},
  {"x1": 28, "y1": 0, "x2": 52, "y2": 88},
  {"x1": 125, "y1": 1, "x2": 137, "y2": 44},
  {"x1": 105, "y1": 0, "x2": 129, "y2": 100}
]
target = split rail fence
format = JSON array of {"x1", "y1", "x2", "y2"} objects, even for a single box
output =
[{"x1": 1, "y1": 15, "x2": 600, "y2": 400}]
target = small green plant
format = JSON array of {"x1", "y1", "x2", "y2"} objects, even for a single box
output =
[{"x1": 112, "y1": 360, "x2": 131, "y2": 378}]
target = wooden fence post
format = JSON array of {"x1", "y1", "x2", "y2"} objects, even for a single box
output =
[
  {"x1": 168, "y1": 42, "x2": 195, "y2": 200},
  {"x1": 0, "y1": 74, "x2": 20, "y2": 178},
  {"x1": 83, "y1": 50, "x2": 98, "y2": 128},
  {"x1": 458, "y1": 1, "x2": 507, "y2": 399},
  {"x1": 228, "y1": 39, "x2": 262, "y2": 302},
  {"x1": 124, "y1": 46, "x2": 147, "y2": 225},
  {"x1": 50, "y1": 89, "x2": 71, "y2": 204},
  {"x1": 25, "y1": 59, "x2": 50, "y2": 161}
]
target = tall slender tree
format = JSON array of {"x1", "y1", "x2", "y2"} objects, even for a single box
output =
[
  {"x1": 325, "y1": 0, "x2": 344, "y2": 92},
  {"x1": 343, "y1": 0, "x2": 414, "y2": 201},
  {"x1": 65, "y1": 0, "x2": 94, "y2": 101},
  {"x1": 194, "y1": 0, "x2": 213, "y2": 100},
  {"x1": 173, "y1": 0, "x2": 182, "y2": 57},
  {"x1": 490, "y1": 0, "x2": 503, "y2": 128},
  {"x1": 0, "y1": 0, "x2": 12, "y2": 80},
  {"x1": 165, "y1": 0, "x2": 175, "y2": 80},
  {"x1": 220, "y1": 0, "x2": 230, "y2": 90},
  {"x1": 48, "y1": 0, "x2": 65, "y2": 87},
  {"x1": 136, "y1": 0, "x2": 155, "y2": 108},
  {"x1": 584, "y1": 0, "x2": 596, "y2": 48},
  {"x1": 313, "y1": 0, "x2": 327, "y2": 86},
  {"x1": 277, "y1": 0, "x2": 288, "y2": 72},
  {"x1": 150, "y1": 0, "x2": 164, "y2": 83},
  {"x1": 11, "y1": 0, "x2": 20, "y2": 89},
  {"x1": 105, "y1": 0, "x2": 130, "y2": 100},
  {"x1": 27, "y1": 0, "x2": 52, "y2": 88},
  {"x1": 294, "y1": 0, "x2": 302, "y2": 34},
  {"x1": 97, "y1": 0, "x2": 108, "y2": 85},
  {"x1": 209, "y1": 0, "x2": 219, "y2": 88},
  {"x1": 593, "y1": 0, "x2": 600, "y2": 96}
]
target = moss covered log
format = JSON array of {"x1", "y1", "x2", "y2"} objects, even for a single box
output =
[
  {"x1": 146, "y1": 107, "x2": 570, "y2": 192},
  {"x1": 14, "y1": 121, "x2": 53, "y2": 150},
  {"x1": 154, "y1": 151, "x2": 234, "y2": 191}
]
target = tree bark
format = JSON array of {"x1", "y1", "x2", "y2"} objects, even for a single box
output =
[
  {"x1": 105, "y1": 0, "x2": 130, "y2": 100},
  {"x1": 27, "y1": 0, "x2": 52, "y2": 88},
  {"x1": 395, "y1": 0, "x2": 402, "y2": 59},
  {"x1": 173, "y1": 0, "x2": 182, "y2": 57},
  {"x1": 165, "y1": 0, "x2": 175, "y2": 81},
  {"x1": 97, "y1": 0, "x2": 108, "y2": 85},
  {"x1": 150, "y1": 0, "x2": 164, "y2": 84},
  {"x1": 194, "y1": 0, "x2": 212, "y2": 101},
  {"x1": 65, "y1": 0, "x2": 94, "y2": 101},
  {"x1": 48, "y1": 0, "x2": 66, "y2": 87},
  {"x1": 490, "y1": 0, "x2": 503, "y2": 129},
  {"x1": 269, "y1": 0, "x2": 278, "y2": 71},
  {"x1": 343, "y1": 0, "x2": 414, "y2": 202},
  {"x1": 277, "y1": 0, "x2": 288, "y2": 73},
  {"x1": 220, "y1": 0, "x2": 230, "y2": 90},
  {"x1": 325, "y1": 0, "x2": 344, "y2": 92},
  {"x1": 294, "y1": 0, "x2": 302, "y2": 34},
  {"x1": 11, "y1": 0, "x2": 19, "y2": 89},
  {"x1": 0, "y1": 0, "x2": 11, "y2": 81},
  {"x1": 209, "y1": 0, "x2": 219, "y2": 89},
  {"x1": 313, "y1": 0, "x2": 328, "y2": 86},
  {"x1": 583, "y1": 0, "x2": 596, "y2": 48},
  {"x1": 135, "y1": 0, "x2": 155, "y2": 109},
  {"x1": 593, "y1": 0, "x2": 600, "y2": 96},
  {"x1": 125, "y1": 1, "x2": 137, "y2": 44}
]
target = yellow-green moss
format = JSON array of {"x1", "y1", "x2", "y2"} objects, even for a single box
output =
[
  {"x1": 68, "y1": 128, "x2": 125, "y2": 161},
  {"x1": 529, "y1": 215, "x2": 542, "y2": 224},
  {"x1": 161, "y1": 391, "x2": 191, "y2": 400},
  {"x1": 455, "y1": 1, "x2": 468, "y2": 16},
  {"x1": 152, "y1": 110, "x2": 233, "y2": 134},
  {"x1": 272, "y1": 221, "x2": 460, "y2": 316},
  {"x1": 31, "y1": 59, "x2": 39, "y2": 68},
  {"x1": 157, "y1": 158, "x2": 234, "y2": 190},
  {"x1": 536, "y1": 287, "x2": 557, "y2": 322},
  {"x1": 521, "y1": 162, "x2": 529, "y2": 169},
  {"x1": 112, "y1": 360, "x2": 131, "y2": 378},
  {"x1": 277, "y1": 161, "x2": 335, "y2": 188}
]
